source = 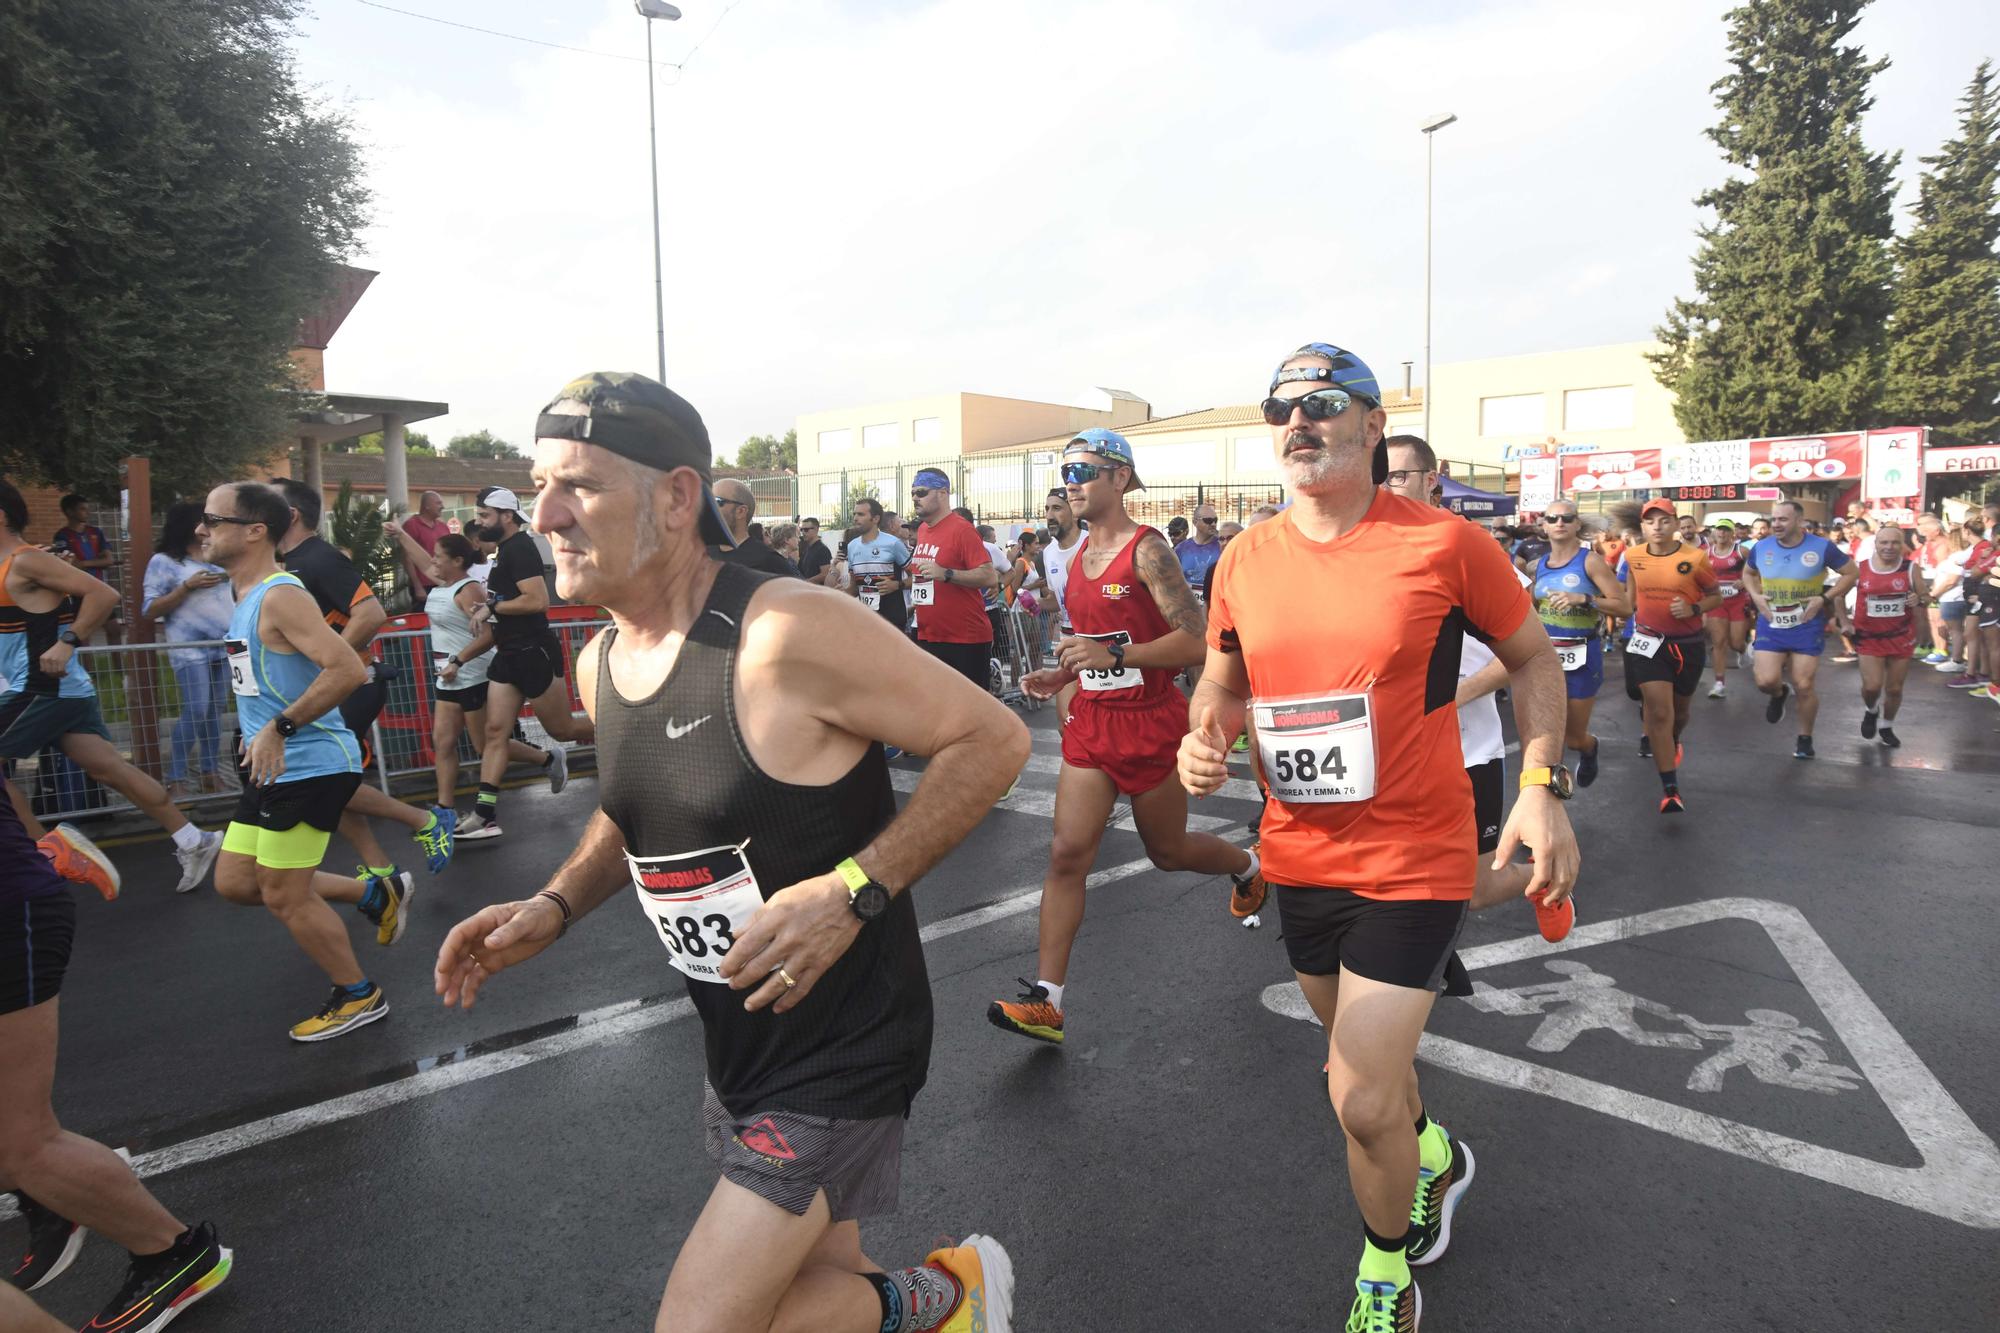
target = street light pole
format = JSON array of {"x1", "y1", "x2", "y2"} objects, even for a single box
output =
[
  {"x1": 636, "y1": 1, "x2": 683, "y2": 383},
  {"x1": 1420, "y1": 112, "x2": 1457, "y2": 446}
]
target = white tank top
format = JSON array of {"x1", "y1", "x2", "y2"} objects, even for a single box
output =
[
  {"x1": 1042, "y1": 530, "x2": 1086, "y2": 630},
  {"x1": 425, "y1": 577, "x2": 493, "y2": 688}
]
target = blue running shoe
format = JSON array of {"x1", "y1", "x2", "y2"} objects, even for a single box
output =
[{"x1": 412, "y1": 806, "x2": 456, "y2": 874}]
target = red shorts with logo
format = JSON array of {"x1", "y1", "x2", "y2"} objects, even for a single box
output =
[
  {"x1": 1706, "y1": 595, "x2": 1750, "y2": 623},
  {"x1": 1856, "y1": 631, "x2": 1915, "y2": 658},
  {"x1": 1061, "y1": 692, "x2": 1186, "y2": 795}
]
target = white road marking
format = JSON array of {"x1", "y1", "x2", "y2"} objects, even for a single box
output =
[
  {"x1": 892, "y1": 756, "x2": 1254, "y2": 825},
  {"x1": 47, "y1": 837, "x2": 1243, "y2": 1196},
  {"x1": 1259, "y1": 896, "x2": 2000, "y2": 1229}
]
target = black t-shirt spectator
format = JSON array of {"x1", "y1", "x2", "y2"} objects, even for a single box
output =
[
  {"x1": 279, "y1": 535, "x2": 375, "y2": 630},
  {"x1": 798, "y1": 538, "x2": 832, "y2": 582},
  {"x1": 489, "y1": 530, "x2": 550, "y2": 642},
  {"x1": 720, "y1": 536, "x2": 798, "y2": 578}
]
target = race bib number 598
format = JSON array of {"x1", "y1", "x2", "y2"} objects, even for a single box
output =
[
  {"x1": 627, "y1": 843, "x2": 766, "y2": 983},
  {"x1": 1251, "y1": 690, "x2": 1378, "y2": 803}
]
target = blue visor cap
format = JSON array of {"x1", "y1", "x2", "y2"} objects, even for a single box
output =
[
  {"x1": 1065, "y1": 428, "x2": 1144, "y2": 489},
  {"x1": 1269, "y1": 343, "x2": 1388, "y2": 485}
]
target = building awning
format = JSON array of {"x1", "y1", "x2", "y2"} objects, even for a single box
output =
[{"x1": 295, "y1": 392, "x2": 451, "y2": 447}]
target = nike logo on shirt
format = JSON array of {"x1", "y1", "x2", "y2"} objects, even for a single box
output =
[{"x1": 664, "y1": 716, "x2": 711, "y2": 740}]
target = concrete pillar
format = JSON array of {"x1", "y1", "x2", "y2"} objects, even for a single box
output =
[
  {"x1": 382, "y1": 415, "x2": 409, "y2": 514},
  {"x1": 302, "y1": 436, "x2": 323, "y2": 517}
]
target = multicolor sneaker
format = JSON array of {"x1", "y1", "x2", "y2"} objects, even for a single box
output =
[
  {"x1": 923, "y1": 1234, "x2": 1015, "y2": 1333},
  {"x1": 1346, "y1": 1273, "x2": 1420, "y2": 1332},
  {"x1": 358, "y1": 870, "x2": 415, "y2": 946},
  {"x1": 80, "y1": 1221, "x2": 232, "y2": 1331},
  {"x1": 411, "y1": 806, "x2": 456, "y2": 873},
  {"x1": 987, "y1": 980, "x2": 1063, "y2": 1045},
  {"x1": 38, "y1": 822, "x2": 121, "y2": 902},
  {"x1": 1407, "y1": 1134, "x2": 1476, "y2": 1266},
  {"x1": 1922, "y1": 651, "x2": 1949, "y2": 664},
  {"x1": 1659, "y1": 791, "x2": 1685, "y2": 815},
  {"x1": 289, "y1": 984, "x2": 388, "y2": 1043},
  {"x1": 10, "y1": 1149, "x2": 135, "y2": 1292}
]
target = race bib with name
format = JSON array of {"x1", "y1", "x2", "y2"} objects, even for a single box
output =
[
  {"x1": 1865, "y1": 595, "x2": 1907, "y2": 620},
  {"x1": 1767, "y1": 605, "x2": 1806, "y2": 629},
  {"x1": 1552, "y1": 639, "x2": 1589, "y2": 672},
  {"x1": 225, "y1": 638, "x2": 259, "y2": 696},
  {"x1": 860, "y1": 591, "x2": 882, "y2": 611},
  {"x1": 1251, "y1": 690, "x2": 1378, "y2": 804},
  {"x1": 1627, "y1": 629, "x2": 1663, "y2": 659},
  {"x1": 433, "y1": 652, "x2": 456, "y2": 688},
  {"x1": 1718, "y1": 582, "x2": 1740, "y2": 599},
  {"x1": 627, "y1": 842, "x2": 765, "y2": 984},
  {"x1": 910, "y1": 581, "x2": 935, "y2": 607},
  {"x1": 1076, "y1": 630, "x2": 1136, "y2": 693}
]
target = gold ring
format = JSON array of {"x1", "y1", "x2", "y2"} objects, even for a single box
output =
[{"x1": 778, "y1": 967, "x2": 797, "y2": 989}]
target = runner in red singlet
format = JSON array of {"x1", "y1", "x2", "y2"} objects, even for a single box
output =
[
  {"x1": 1852, "y1": 524, "x2": 1920, "y2": 748},
  {"x1": 1703, "y1": 519, "x2": 1751, "y2": 698},
  {"x1": 987, "y1": 429, "x2": 1264, "y2": 1046}
]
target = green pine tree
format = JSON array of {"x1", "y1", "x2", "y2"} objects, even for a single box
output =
[
  {"x1": 1652, "y1": 0, "x2": 1900, "y2": 440},
  {"x1": 1883, "y1": 60, "x2": 2000, "y2": 445}
]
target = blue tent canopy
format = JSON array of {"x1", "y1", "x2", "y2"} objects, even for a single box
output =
[{"x1": 1440, "y1": 474, "x2": 1517, "y2": 517}]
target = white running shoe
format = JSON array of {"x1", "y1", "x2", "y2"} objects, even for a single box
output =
[
  {"x1": 545, "y1": 744, "x2": 569, "y2": 794},
  {"x1": 1707, "y1": 680, "x2": 1726, "y2": 699},
  {"x1": 456, "y1": 811, "x2": 503, "y2": 841},
  {"x1": 173, "y1": 829, "x2": 223, "y2": 893}
]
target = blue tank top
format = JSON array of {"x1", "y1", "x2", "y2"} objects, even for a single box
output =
[
  {"x1": 1533, "y1": 548, "x2": 1599, "y2": 639},
  {"x1": 0, "y1": 551, "x2": 96, "y2": 700},
  {"x1": 227, "y1": 573, "x2": 361, "y2": 780}
]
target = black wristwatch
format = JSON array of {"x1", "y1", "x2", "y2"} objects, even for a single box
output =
[
  {"x1": 1107, "y1": 640, "x2": 1126, "y2": 669},
  {"x1": 837, "y1": 858, "x2": 891, "y2": 923},
  {"x1": 274, "y1": 714, "x2": 299, "y2": 739},
  {"x1": 58, "y1": 630, "x2": 82, "y2": 648}
]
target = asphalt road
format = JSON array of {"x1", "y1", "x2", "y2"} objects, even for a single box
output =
[{"x1": 16, "y1": 657, "x2": 2000, "y2": 1332}]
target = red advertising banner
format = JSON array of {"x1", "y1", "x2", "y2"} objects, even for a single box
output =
[
  {"x1": 1923, "y1": 444, "x2": 2000, "y2": 476},
  {"x1": 1744, "y1": 433, "x2": 1863, "y2": 485},
  {"x1": 1559, "y1": 429, "x2": 1908, "y2": 497}
]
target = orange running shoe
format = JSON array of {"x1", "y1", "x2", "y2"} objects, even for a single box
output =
[
  {"x1": 923, "y1": 1234, "x2": 1015, "y2": 1333},
  {"x1": 1659, "y1": 791, "x2": 1685, "y2": 815},
  {"x1": 38, "y1": 823, "x2": 120, "y2": 902},
  {"x1": 1229, "y1": 845, "x2": 1268, "y2": 919},
  {"x1": 1533, "y1": 890, "x2": 1574, "y2": 943},
  {"x1": 1674, "y1": 742, "x2": 1684, "y2": 767},
  {"x1": 987, "y1": 980, "x2": 1063, "y2": 1045}
]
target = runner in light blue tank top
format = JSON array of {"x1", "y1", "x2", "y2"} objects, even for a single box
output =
[{"x1": 227, "y1": 573, "x2": 361, "y2": 780}]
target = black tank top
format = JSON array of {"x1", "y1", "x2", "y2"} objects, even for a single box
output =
[{"x1": 595, "y1": 562, "x2": 931, "y2": 1119}]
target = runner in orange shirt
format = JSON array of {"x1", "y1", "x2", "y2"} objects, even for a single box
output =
[
  {"x1": 1180, "y1": 342, "x2": 1580, "y2": 1332},
  {"x1": 1616, "y1": 499, "x2": 1723, "y2": 813}
]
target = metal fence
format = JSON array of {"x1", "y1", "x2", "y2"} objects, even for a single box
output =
[{"x1": 9, "y1": 613, "x2": 607, "y2": 826}]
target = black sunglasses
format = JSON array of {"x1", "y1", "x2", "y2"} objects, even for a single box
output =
[
  {"x1": 1543, "y1": 513, "x2": 1578, "y2": 523},
  {"x1": 1260, "y1": 387, "x2": 1375, "y2": 427},
  {"x1": 909, "y1": 488, "x2": 934, "y2": 499},
  {"x1": 200, "y1": 513, "x2": 257, "y2": 527}
]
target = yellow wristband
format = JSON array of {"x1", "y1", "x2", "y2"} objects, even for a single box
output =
[{"x1": 834, "y1": 857, "x2": 870, "y2": 892}]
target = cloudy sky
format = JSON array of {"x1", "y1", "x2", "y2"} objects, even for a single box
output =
[{"x1": 290, "y1": 0, "x2": 1999, "y2": 459}]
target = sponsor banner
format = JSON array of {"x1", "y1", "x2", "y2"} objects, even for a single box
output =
[
  {"x1": 1563, "y1": 431, "x2": 1877, "y2": 496},
  {"x1": 1748, "y1": 486, "x2": 1783, "y2": 501},
  {"x1": 1563, "y1": 447, "x2": 1663, "y2": 493},
  {"x1": 1862, "y1": 428, "x2": 1923, "y2": 500},
  {"x1": 1745, "y1": 432, "x2": 1864, "y2": 484},
  {"x1": 1923, "y1": 444, "x2": 2000, "y2": 475},
  {"x1": 1519, "y1": 456, "x2": 1559, "y2": 510}
]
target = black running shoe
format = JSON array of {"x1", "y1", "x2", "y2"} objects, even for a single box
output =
[
  {"x1": 1861, "y1": 710, "x2": 1878, "y2": 740},
  {"x1": 1637, "y1": 733, "x2": 1652, "y2": 759},
  {"x1": 1575, "y1": 742, "x2": 1599, "y2": 789},
  {"x1": 1794, "y1": 736, "x2": 1815, "y2": 761},
  {"x1": 7, "y1": 1193, "x2": 83, "y2": 1292},
  {"x1": 82, "y1": 1222, "x2": 232, "y2": 1332},
  {"x1": 1878, "y1": 725, "x2": 1901, "y2": 749},
  {"x1": 1659, "y1": 790, "x2": 1685, "y2": 815},
  {"x1": 1765, "y1": 684, "x2": 1790, "y2": 724},
  {"x1": 1408, "y1": 1134, "x2": 1475, "y2": 1267}
]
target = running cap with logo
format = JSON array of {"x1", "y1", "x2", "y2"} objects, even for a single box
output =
[
  {"x1": 912, "y1": 467, "x2": 952, "y2": 493},
  {"x1": 1269, "y1": 342, "x2": 1388, "y2": 484},
  {"x1": 534, "y1": 370, "x2": 735, "y2": 548},
  {"x1": 1065, "y1": 427, "x2": 1144, "y2": 490},
  {"x1": 1640, "y1": 497, "x2": 1678, "y2": 520},
  {"x1": 478, "y1": 485, "x2": 523, "y2": 513}
]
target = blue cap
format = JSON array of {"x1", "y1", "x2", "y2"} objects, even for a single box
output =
[
  {"x1": 1269, "y1": 343, "x2": 1382, "y2": 401},
  {"x1": 1065, "y1": 428, "x2": 1144, "y2": 488}
]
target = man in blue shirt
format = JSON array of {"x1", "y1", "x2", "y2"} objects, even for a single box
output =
[
  {"x1": 1741, "y1": 500, "x2": 1857, "y2": 760},
  {"x1": 1174, "y1": 502, "x2": 1224, "y2": 598},
  {"x1": 845, "y1": 496, "x2": 911, "y2": 632}
]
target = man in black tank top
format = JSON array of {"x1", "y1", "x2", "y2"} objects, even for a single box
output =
[{"x1": 434, "y1": 372, "x2": 1029, "y2": 1333}]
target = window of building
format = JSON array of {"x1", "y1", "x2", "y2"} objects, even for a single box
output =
[
  {"x1": 1563, "y1": 386, "x2": 1634, "y2": 432},
  {"x1": 1234, "y1": 435, "x2": 1276, "y2": 472},
  {"x1": 1134, "y1": 440, "x2": 1216, "y2": 477},
  {"x1": 819, "y1": 481, "x2": 843, "y2": 508},
  {"x1": 913, "y1": 416, "x2": 943, "y2": 446},
  {"x1": 1479, "y1": 394, "x2": 1545, "y2": 437},
  {"x1": 818, "y1": 427, "x2": 852, "y2": 455},
  {"x1": 863, "y1": 422, "x2": 898, "y2": 450}
]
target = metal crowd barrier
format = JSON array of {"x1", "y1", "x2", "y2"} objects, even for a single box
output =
[{"x1": 9, "y1": 613, "x2": 610, "y2": 826}]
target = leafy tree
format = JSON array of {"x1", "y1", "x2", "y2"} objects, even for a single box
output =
[
  {"x1": 327, "y1": 480, "x2": 397, "y2": 595},
  {"x1": 1883, "y1": 60, "x2": 2000, "y2": 444},
  {"x1": 338, "y1": 429, "x2": 434, "y2": 456},
  {"x1": 1652, "y1": 0, "x2": 1899, "y2": 439},
  {"x1": 832, "y1": 482, "x2": 879, "y2": 528},
  {"x1": 445, "y1": 430, "x2": 522, "y2": 460},
  {"x1": 0, "y1": 0, "x2": 368, "y2": 500},
  {"x1": 734, "y1": 429, "x2": 798, "y2": 471}
]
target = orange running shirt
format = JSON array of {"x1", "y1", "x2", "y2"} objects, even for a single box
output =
[
  {"x1": 1208, "y1": 493, "x2": 1531, "y2": 901},
  {"x1": 1617, "y1": 541, "x2": 1717, "y2": 639}
]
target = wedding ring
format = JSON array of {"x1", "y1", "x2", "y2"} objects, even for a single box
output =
[{"x1": 778, "y1": 967, "x2": 797, "y2": 990}]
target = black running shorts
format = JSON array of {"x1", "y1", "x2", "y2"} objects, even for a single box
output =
[
  {"x1": 0, "y1": 890, "x2": 76, "y2": 1015},
  {"x1": 919, "y1": 639, "x2": 991, "y2": 692},
  {"x1": 434, "y1": 681, "x2": 490, "y2": 714},
  {"x1": 230, "y1": 771, "x2": 363, "y2": 835},
  {"x1": 1275, "y1": 885, "x2": 1470, "y2": 995},
  {"x1": 1468, "y1": 757, "x2": 1504, "y2": 855},
  {"x1": 702, "y1": 1081, "x2": 904, "y2": 1222},
  {"x1": 1627, "y1": 638, "x2": 1707, "y2": 697},
  {"x1": 488, "y1": 631, "x2": 565, "y2": 699}
]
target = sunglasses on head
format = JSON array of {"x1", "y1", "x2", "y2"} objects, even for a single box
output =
[
  {"x1": 1060, "y1": 460, "x2": 1126, "y2": 486},
  {"x1": 201, "y1": 513, "x2": 256, "y2": 527},
  {"x1": 1260, "y1": 387, "x2": 1374, "y2": 427}
]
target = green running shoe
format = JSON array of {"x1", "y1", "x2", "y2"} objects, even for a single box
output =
[
  {"x1": 1346, "y1": 1274, "x2": 1420, "y2": 1332},
  {"x1": 1407, "y1": 1132, "x2": 1475, "y2": 1266}
]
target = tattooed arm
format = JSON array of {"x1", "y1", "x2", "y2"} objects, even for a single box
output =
[{"x1": 1122, "y1": 529, "x2": 1208, "y2": 669}]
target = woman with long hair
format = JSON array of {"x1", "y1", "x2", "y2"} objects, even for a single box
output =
[
  {"x1": 423, "y1": 534, "x2": 550, "y2": 819},
  {"x1": 140, "y1": 500, "x2": 234, "y2": 800}
]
